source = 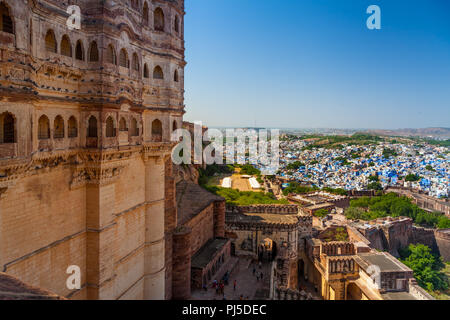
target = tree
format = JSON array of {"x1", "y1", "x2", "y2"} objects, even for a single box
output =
[
  {"x1": 286, "y1": 161, "x2": 305, "y2": 171},
  {"x1": 383, "y1": 148, "x2": 398, "y2": 158},
  {"x1": 345, "y1": 207, "x2": 369, "y2": 220},
  {"x1": 405, "y1": 174, "x2": 421, "y2": 182},
  {"x1": 240, "y1": 164, "x2": 261, "y2": 176},
  {"x1": 314, "y1": 209, "x2": 329, "y2": 218},
  {"x1": 367, "y1": 182, "x2": 382, "y2": 191},
  {"x1": 400, "y1": 244, "x2": 448, "y2": 292}
]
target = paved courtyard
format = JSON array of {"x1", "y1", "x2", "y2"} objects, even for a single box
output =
[{"x1": 191, "y1": 258, "x2": 271, "y2": 300}]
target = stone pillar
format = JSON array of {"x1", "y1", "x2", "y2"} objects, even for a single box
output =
[
  {"x1": 85, "y1": 182, "x2": 117, "y2": 300},
  {"x1": 213, "y1": 200, "x2": 225, "y2": 238},
  {"x1": 143, "y1": 156, "x2": 166, "y2": 300},
  {"x1": 172, "y1": 227, "x2": 192, "y2": 300},
  {"x1": 330, "y1": 280, "x2": 346, "y2": 300},
  {"x1": 164, "y1": 157, "x2": 177, "y2": 300},
  {"x1": 288, "y1": 258, "x2": 298, "y2": 290}
]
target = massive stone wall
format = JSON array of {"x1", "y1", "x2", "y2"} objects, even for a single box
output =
[
  {"x1": 435, "y1": 229, "x2": 450, "y2": 262},
  {"x1": 0, "y1": 0, "x2": 186, "y2": 300}
]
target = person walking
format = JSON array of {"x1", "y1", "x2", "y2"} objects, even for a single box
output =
[
  {"x1": 252, "y1": 266, "x2": 256, "y2": 275},
  {"x1": 233, "y1": 280, "x2": 237, "y2": 291},
  {"x1": 260, "y1": 272, "x2": 264, "y2": 281}
]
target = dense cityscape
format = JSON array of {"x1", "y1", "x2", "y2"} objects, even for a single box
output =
[{"x1": 277, "y1": 133, "x2": 449, "y2": 199}]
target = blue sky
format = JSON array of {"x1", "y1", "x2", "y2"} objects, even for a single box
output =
[{"x1": 183, "y1": 0, "x2": 450, "y2": 129}]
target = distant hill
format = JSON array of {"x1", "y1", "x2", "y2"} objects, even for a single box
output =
[{"x1": 365, "y1": 127, "x2": 450, "y2": 139}]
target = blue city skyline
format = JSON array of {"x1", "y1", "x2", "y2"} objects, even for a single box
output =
[{"x1": 183, "y1": 0, "x2": 450, "y2": 129}]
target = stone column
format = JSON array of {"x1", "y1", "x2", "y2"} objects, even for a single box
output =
[
  {"x1": 143, "y1": 156, "x2": 166, "y2": 300},
  {"x1": 172, "y1": 227, "x2": 192, "y2": 300},
  {"x1": 164, "y1": 157, "x2": 177, "y2": 300},
  {"x1": 85, "y1": 181, "x2": 117, "y2": 300},
  {"x1": 213, "y1": 201, "x2": 225, "y2": 238}
]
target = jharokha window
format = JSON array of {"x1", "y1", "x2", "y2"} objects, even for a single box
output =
[
  {"x1": 38, "y1": 115, "x2": 50, "y2": 140},
  {"x1": 75, "y1": 40, "x2": 84, "y2": 61},
  {"x1": 174, "y1": 15, "x2": 180, "y2": 34},
  {"x1": 68, "y1": 116, "x2": 78, "y2": 138},
  {"x1": 143, "y1": 2, "x2": 149, "y2": 26},
  {"x1": 132, "y1": 53, "x2": 140, "y2": 72},
  {"x1": 119, "y1": 49, "x2": 129, "y2": 68},
  {"x1": 87, "y1": 116, "x2": 98, "y2": 138},
  {"x1": 106, "y1": 44, "x2": 116, "y2": 65},
  {"x1": 61, "y1": 35, "x2": 72, "y2": 57},
  {"x1": 119, "y1": 117, "x2": 127, "y2": 132},
  {"x1": 105, "y1": 116, "x2": 115, "y2": 138},
  {"x1": 45, "y1": 30, "x2": 57, "y2": 53},
  {"x1": 173, "y1": 120, "x2": 177, "y2": 132},
  {"x1": 151, "y1": 119, "x2": 162, "y2": 142},
  {"x1": 131, "y1": 118, "x2": 139, "y2": 137},
  {"x1": 0, "y1": 2, "x2": 13, "y2": 34},
  {"x1": 153, "y1": 66, "x2": 164, "y2": 80},
  {"x1": 143, "y1": 64, "x2": 149, "y2": 78},
  {"x1": 53, "y1": 115, "x2": 64, "y2": 139},
  {"x1": 0, "y1": 112, "x2": 15, "y2": 143},
  {"x1": 154, "y1": 8, "x2": 164, "y2": 32},
  {"x1": 89, "y1": 41, "x2": 99, "y2": 62}
]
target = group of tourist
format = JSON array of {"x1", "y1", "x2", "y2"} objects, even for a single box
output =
[{"x1": 252, "y1": 261, "x2": 265, "y2": 282}]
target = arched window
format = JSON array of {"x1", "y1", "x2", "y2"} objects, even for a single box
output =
[
  {"x1": 60, "y1": 35, "x2": 72, "y2": 57},
  {"x1": 132, "y1": 53, "x2": 139, "y2": 72},
  {"x1": 119, "y1": 49, "x2": 129, "y2": 68},
  {"x1": 173, "y1": 120, "x2": 177, "y2": 132},
  {"x1": 75, "y1": 40, "x2": 84, "y2": 61},
  {"x1": 38, "y1": 115, "x2": 50, "y2": 140},
  {"x1": 154, "y1": 7, "x2": 164, "y2": 32},
  {"x1": 45, "y1": 30, "x2": 57, "y2": 53},
  {"x1": 151, "y1": 119, "x2": 162, "y2": 142},
  {"x1": 0, "y1": 112, "x2": 15, "y2": 143},
  {"x1": 54, "y1": 115, "x2": 64, "y2": 139},
  {"x1": 174, "y1": 15, "x2": 180, "y2": 34},
  {"x1": 89, "y1": 41, "x2": 99, "y2": 62},
  {"x1": 119, "y1": 117, "x2": 127, "y2": 131},
  {"x1": 68, "y1": 116, "x2": 78, "y2": 138},
  {"x1": 143, "y1": 63, "x2": 149, "y2": 78},
  {"x1": 87, "y1": 116, "x2": 97, "y2": 138},
  {"x1": 0, "y1": 2, "x2": 14, "y2": 34},
  {"x1": 131, "y1": 118, "x2": 139, "y2": 136},
  {"x1": 143, "y1": 2, "x2": 149, "y2": 26},
  {"x1": 106, "y1": 44, "x2": 116, "y2": 64},
  {"x1": 174, "y1": 70, "x2": 179, "y2": 82},
  {"x1": 153, "y1": 65, "x2": 164, "y2": 79},
  {"x1": 106, "y1": 116, "x2": 115, "y2": 137}
]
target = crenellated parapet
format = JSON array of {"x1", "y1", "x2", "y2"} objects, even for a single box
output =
[
  {"x1": 320, "y1": 242, "x2": 355, "y2": 256},
  {"x1": 227, "y1": 204, "x2": 299, "y2": 215}
]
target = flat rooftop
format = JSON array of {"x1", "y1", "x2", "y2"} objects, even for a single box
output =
[
  {"x1": 191, "y1": 238, "x2": 229, "y2": 269},
  {"x1": 357, "y1": 252, "x2": 411, "y2": 272}
]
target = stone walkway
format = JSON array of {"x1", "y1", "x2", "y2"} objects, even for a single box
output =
[{"x1": 191, "y1": 258, "x2": 271, "y2": 300}]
